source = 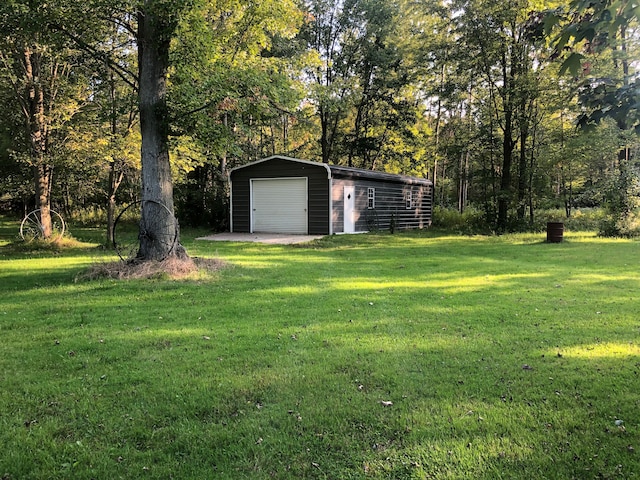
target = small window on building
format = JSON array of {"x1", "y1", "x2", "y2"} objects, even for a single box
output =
[
  {"x1": 405, "y1": 190, "x2": 413, "y2": 209},
  {"x1": 368, "y1": 187, "x2": 375, "y2": 209}
]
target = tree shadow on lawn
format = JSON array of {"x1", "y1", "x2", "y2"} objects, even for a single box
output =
[
  {"x1": 2, "y1": 311, "x2": 637, "y2": 479},
  {"x1": 2, "y1": 231, "x2": 639, "y2": 477}
]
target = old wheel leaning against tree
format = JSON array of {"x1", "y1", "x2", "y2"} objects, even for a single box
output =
[
  {"x1": 20, "y1": 209, "x2": 66, "y2": 243},
  {"x1": 113, "y1": 200, "x2": 179, "y2": 263}
]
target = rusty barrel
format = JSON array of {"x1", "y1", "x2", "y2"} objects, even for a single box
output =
[{"x1": 546, "y1": 222, "x2": 564, "y2": 243}]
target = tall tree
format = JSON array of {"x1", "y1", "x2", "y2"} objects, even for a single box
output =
[
  {"x1": 545, "y1": 0, "x2": 640, "y2": 234},
  {"x1": 456, "y1": 0, "x2": 544, "y2": 231},
  {"x1": 0, "y1": 1, "x2": 88, "y2": 239},
  {"x1": 46, "y1": 0, "x2": 301, "y2": 259},
  {"x1": 300, "y1": 0, "x2": 421, "y2": 168},
  {"x1": 168, "y1": 0, "x2": 304, "y2": 227},
  {"x1": 300, "y1": 0, "x2": 355, "y2": 163}
]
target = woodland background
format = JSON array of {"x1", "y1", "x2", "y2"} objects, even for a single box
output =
[{"x1": 1, "y1": 0, "x2": 638, "y2": 239}]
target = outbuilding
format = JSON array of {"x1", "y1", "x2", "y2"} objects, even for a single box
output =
[{"x1": 229, "y1": 155, "x2": 433, "y2": 235}]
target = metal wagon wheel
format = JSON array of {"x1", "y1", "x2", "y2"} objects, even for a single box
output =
[
  {"x1": 113, "y1": 200, "x2": 178, "y2": 262},
  {"x1": 20, "y1": 209, "x2": 66, "y2": 242}
]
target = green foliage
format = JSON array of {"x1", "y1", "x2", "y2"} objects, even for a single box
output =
[
  {"x1": 67, "y1": 207, "x2": 109, "y2": 227},
  {"x1": 1, "y1": 0, "x2": 638, "y2": 237},
  {"x1": 545, "y1": 0, "x2": 640, "y2": 132},
  {"x1": 432, "y1": 206, "x2": 492, "y2": 234},
  {"x1": 300, "y1": 0, "x2": 423, "y2": 168},
  {"x1": 434, "y1": 206, "x2": 609, "y2": 234},
  {"x1": 598, "y1": 211, "x2": 640, "y2": 238}
]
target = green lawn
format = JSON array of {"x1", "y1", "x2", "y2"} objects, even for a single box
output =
[{"x1": 0, "y1": 219, "x2": 639, "y2": 479}]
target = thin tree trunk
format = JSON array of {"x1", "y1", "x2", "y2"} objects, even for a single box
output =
[
  {"x1": 107, "y1": 167, "x2": 125, "y2": 245},
  {"x1": 106, "y1": 72, "x2": 124, "y2": 246},
  {"x1": 498, "y1": 107, "x2": 515, "y2": 232},
  {"x1": 615, "y1": 24, "x2": 633, "y2": 219},
  {"x1": 528, "y1": 112, "x2": 539, "y2": 225},
  {"x1": 282, "y1": 114, "x2": 289, "y2": 154},
  {"x1": 432, "y1": 62, "x2": 445, "y2": 193},
  {"x1": 320, "y1": 106, "x2": 330, "y2": 163}
]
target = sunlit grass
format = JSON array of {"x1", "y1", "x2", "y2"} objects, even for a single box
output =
[
  {"x1": 559, "y1": 342, "x2": 640, "y2": 359},
  {"x1": 0, "y1": 222, "x2": 639, "y2": 479}
]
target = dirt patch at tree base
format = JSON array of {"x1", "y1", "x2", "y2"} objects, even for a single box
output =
[{"x1": 78, "y1": 256, "x2": 228, "y2": 281}]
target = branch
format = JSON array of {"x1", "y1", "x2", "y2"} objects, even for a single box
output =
[
  {"x1": 172, "y1": 99, "x2": 220, "y2": 122},
  {"x1": 97, "y1": 12, "x2": 138, "y2": 37},
  {"x1": 48, "y1": 22, "x2": 139, "y2": 89}
]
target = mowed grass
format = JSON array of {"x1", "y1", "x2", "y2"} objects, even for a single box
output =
[{"x1": 0, "y1": 219, "x2": 639, "y2": 479}]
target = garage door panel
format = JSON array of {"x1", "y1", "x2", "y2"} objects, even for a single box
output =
[{"x1": 251, "y1": 178, "x2": 308, "y2": 234}]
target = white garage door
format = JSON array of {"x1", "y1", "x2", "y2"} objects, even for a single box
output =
[{"x1": 251, "y1": 178, "x2": 308, "y2": 234}]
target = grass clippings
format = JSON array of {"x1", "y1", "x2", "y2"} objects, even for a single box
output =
[{"x1": 78, "y1": 255, "x2": 228, "y2": 281}]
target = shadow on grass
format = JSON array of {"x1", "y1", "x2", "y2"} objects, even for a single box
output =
[
  {"x1": 2, "y1": 309, "x2": 636, "y2": 479},
  {"x1": 1, "y1": 227, "x2": 639, "y2": 478}
]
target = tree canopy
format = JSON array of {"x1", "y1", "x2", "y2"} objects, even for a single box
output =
[{"x1": 0, "y1": 0, "x2": 638, "y2": 242}]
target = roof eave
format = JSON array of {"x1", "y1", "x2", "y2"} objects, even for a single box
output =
[{"x1": 228, "y1": 155, "x2": 332, "y2": 180}]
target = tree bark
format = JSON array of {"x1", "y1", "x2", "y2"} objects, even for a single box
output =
[
  {"x1": 497, "y1": 107, "x2": 515, "y2": 232},
  {"x1": 24, "y1": 46, "x2": 53, "y2": 238},
  {"x1": 106, "y1": 72, "x2": 124, "y2": 246},
  {"x1": 136, "y1": 3, "x2": 185, "y2": 260}
]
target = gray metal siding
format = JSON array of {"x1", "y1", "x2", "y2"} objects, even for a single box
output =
[
  {"x1": 230, "y1": 158, "x2": 330, "y2": 234},
  {"x1": 332, "y1": 179, "x2": 432, "y2": 233}
]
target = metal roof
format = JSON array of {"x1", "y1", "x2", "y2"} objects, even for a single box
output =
[
  {"x1": 230, "y1": 155, "x2": 432, "y2": 186},
  {"x1": 327, "y1": 164, "x2": 432, "y2": 186}
]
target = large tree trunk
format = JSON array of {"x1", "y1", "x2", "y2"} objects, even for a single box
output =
[
  {"x1": 33, "y1": 163, "x2": 53, "y2": 237},
  {"x1": 137, "y1": 4, "x2": 185, "y2": 261},
  {"x1": 24, "y1": 46, "x2": 53, "y2": 238},
  {"x1": 497, "y1": 40, "x2": 519, "y2": 233}
]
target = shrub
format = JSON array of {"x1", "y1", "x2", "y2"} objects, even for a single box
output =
[
  {"x1": 431, "y1": 207, "x2": 493, "y2": 234},
  {"x1": 69, "y1": 206, "x2": 108, "y2": 227},
  {"x1": 598, "y1": 211, "x2": 640, "y2": 238},
  {"x1": 433, "y1": 207, "x2": 608, "y2": 234},
  {"x1": 536, "y1": 208, "x2": 605, "y2": 232}
]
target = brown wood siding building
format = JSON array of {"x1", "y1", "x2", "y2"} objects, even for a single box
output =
[
  {"x1": 229, "y1": 156, "x2": 432, "y2": 235},
  {"x1": 331, "y1": 178, "x2": 432, "y2": 233}
]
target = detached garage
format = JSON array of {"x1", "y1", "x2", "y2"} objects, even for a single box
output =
[{"x1": 229, "y1": 155, "x2": 432, "y2": 235}]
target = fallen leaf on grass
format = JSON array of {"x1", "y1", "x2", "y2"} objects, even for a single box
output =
[{"x1": 380, "y1": 401, "x2": 393, "y2": 407}]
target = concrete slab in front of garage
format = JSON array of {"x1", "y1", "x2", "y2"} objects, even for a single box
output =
[{"x1": 196, "y1": 232, "x2": 325, "y2": 245}]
